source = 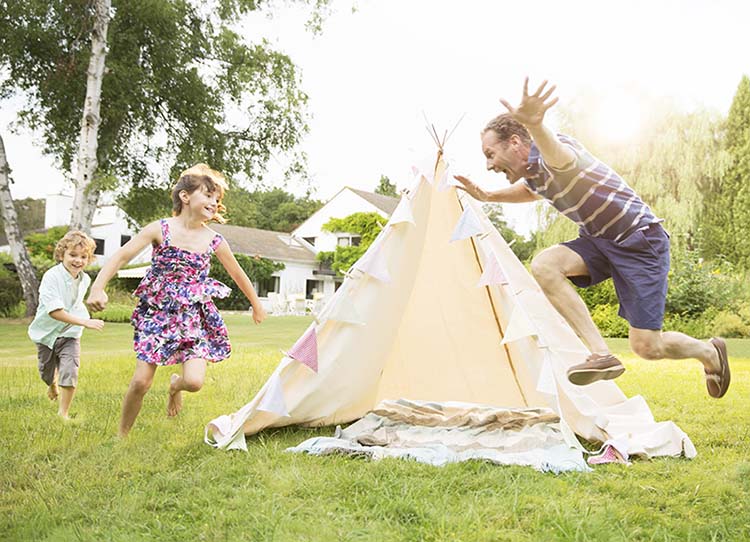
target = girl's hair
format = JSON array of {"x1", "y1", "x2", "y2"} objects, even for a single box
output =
[
  {"x1": 482, "y1": 113, "x2": 532, "y2": 145},
  {"x1": 54, "y1": 230, "x2": 98, "y2": 264},
  {"x1": 171, "y1": 163, "x2": 229, "y2": 223}
]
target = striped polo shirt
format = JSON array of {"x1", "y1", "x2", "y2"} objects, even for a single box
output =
[{"x1": 523, "y1": 134, "x2": 660, "y2": 241}]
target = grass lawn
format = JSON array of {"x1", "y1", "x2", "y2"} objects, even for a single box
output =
[{"x1": 1, "y1": 314, "x2": 749, "y2": 541}]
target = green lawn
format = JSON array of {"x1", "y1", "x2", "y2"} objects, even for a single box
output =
[{"x1": 1, "y1": 314, "x2": 749, "y2": 541}]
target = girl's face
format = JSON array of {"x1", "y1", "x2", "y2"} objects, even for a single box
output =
[
  {"x1": 62, "y1": 245, "x2": 89, "y2": 278},
  {"x1": 181, "y1": 184, "x2": 222, "y2": 221}
]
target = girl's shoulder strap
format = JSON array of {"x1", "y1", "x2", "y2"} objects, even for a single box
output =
[
  {"x1": 160, "y1": 219, "x2": 171, "y2": 245},
  {"x1": 208, "y1": 232, "x2": 224, "y2": 253}
]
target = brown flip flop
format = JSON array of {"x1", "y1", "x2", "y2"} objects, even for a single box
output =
[{"x1": 705, "y1": 337, "x2": 731, "y2": 398}]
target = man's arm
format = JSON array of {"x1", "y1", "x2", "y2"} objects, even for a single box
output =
[
  {"x1": 454, "y1": 176, "x2": 541, "y2": 203},
  {"x1": 500, "y1": 78, "x2": 576, "y2": 170}
]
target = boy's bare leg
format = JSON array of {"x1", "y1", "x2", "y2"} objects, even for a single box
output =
[
  {"x1": 531, "y1": 245, "x2": 609, "y2": 353},
  {"x1": 119, "y1": 360, "x2": 157, "y2": 438},
  {"x1": 47, "y1": 382, "x2": 59, "y2": 401},
  {"x1": 58, "y1": 386, "x2": 75, "y2": 419},
  {"x1": 167, "y1": 358, "x2": 207, "y2": 417}
]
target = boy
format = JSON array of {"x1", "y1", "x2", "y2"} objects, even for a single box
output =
[{"x1": 28, "y1": 231, "x2": 104, "y2": 419}]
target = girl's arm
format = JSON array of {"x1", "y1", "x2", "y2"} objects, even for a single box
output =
[
  {"x1": 86, "y1": 221, "x2": 161, "y2": 311},
  {"x1": 214, "y1": 240, "x2": 267, "y2": 324}
]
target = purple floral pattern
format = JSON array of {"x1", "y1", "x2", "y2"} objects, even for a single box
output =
[{"x1": 131, "y1": 219, "x2": 231, "y2": 365}]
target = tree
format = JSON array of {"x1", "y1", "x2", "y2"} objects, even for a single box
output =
[
  {"x1": 375, "y1": 175, "x2": 398, "y2": 197},
  {"x1": 702, "y1": 75, "x2": 750, "y2": 265},
  {"x1": 318, "y1": 212, "x2": 384, "y2": 275},
  {"x1": 0, "y1": 135, "x2": 40, "y2": 316},
  {"x1": 482, "y1": 203, "x2": 536, "y2": 262},
  {"x1": 0, "y1": 0, "x2": 322, "y2": 231},
  {"x1": 69, "y1": 0, "x2": 111, "y2": 231}
]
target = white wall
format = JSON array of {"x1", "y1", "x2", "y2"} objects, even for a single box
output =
[{"x1": 293, "y1": 188, "x2": 389, "y2": 252}]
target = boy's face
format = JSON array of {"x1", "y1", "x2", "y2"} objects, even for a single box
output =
[
  {"x1": 481, "y1": 131, "x2": 530, "y2": 184},
  {"x1": 62, "y1": 245, "x2": 89, "y2": 278}
]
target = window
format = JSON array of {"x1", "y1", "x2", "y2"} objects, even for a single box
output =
[
  {"x1": 351, "y1": 236, "x2": 361, "y2": 246},
  {"x1": 93, "y1": 238, "x2": 105, "y2": 256},
  {"x1": 303, "y1": 236, "x2": 316, "y2": 246},
  {"x1": 337, "y1": 235, "x2": 361, "y2": 247},
  {"x1": 334, "y1": 280, "x2": 343, "y2": 292},
  {"x1": 120, "y1": 235, "x2": 132, "y2": 246},
  {"x1": 256, "y1": 276, "x2": 280, "y2": 297},
  {"x1": 306, "y1": 279, "x2": 323, "y2": 299}
]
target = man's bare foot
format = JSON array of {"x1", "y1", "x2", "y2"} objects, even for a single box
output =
[
  {"x1": 47, "y1": 383, "x2": 58, "y2": 401},
  {"x1": 167, "y1": 374, "x2": 182, "y2": 417}
]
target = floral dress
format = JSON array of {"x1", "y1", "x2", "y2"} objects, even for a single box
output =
[{"x1": 131, "y1": 219, "x2": 231, "y2": 365}]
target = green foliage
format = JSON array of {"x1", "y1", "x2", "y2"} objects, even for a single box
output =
[
  {"x1": 702, "y1": 76, "x2": 750, "y2": 264},
  {"x1": 0, "y1": 0, "x2": 316, "y2": 223},
  {"x1": 208, "y1": 253, "x2": 283, "y2": 310},
  {"x1": 223, "y1": 188, "x2": 322, "y2": 233},
  {"x1": 0, "y1": 276, "x2": 23, "y2": 316},
  {"x1": 482, "y1": 203, "x2": 536, "y2": 262},
  {"x1": 665, "y1": 247, "x2": 738, "y2": 316},
  {"x1": 321, "y1": 211, "x2": 384, "y2": 275},
  {"x1": 0, "y1": 197, "x2": 45, "y2": 235},
  {"x1": 23, "y1": 225, "x2": 68, "y2": 261},
  {"x1": 590, "y1": 303, "x2": 629, "y2": 338},
  {"x1": 374, "y1": 174, "x2": 398, "y2": 197}
]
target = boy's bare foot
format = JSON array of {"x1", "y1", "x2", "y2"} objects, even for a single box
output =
[
  {"x1": 58, "y1": 412, "x2": 71, "y2": 421},
  {"x1": 167, "y1": 374, "x2": 182, "y2": 417},
  {"x1": 47, "y1": 383, "x2": 58, "y2": 401}
]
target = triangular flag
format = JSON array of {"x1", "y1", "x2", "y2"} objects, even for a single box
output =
[
  {"x1": 257, "y1": 373, "x2": 289, "y2": 416},
  {"x1": 389, "y1": 197, "x2": 416, "y2": 226},
  {"x1": 325, "y1": 293, "x2": 365, "y2": 325},
  {"x1": 354, "y1": 236, "x2": 391, "y2": 282},
  {"x1": 450, "y1": 205, "x2": 485, "y2": 242},
  {"x1": 286, "y1": 325, "x2": 318, "y2": 372},
  {"x1": 437, "y1": 169, "x2": 465, "y2": 192},
  {"x1": 500, "y1": 306, "x2": 538, "y2": 344},
  {"x1": 536, "y1": 350, "x2": 558, "y2": 396},
  {"x1": 477, "y1": 254, "x2": 509, "y2": 287}
]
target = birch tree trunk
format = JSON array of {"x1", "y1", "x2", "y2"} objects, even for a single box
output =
[
  {"x1": 69, "y1": 0, "x2": 111, "y2": 233},
  {"x1": 0, "y1": 135, "x2": 40, "y2": 316}
]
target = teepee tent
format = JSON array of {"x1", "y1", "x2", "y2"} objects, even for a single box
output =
[{"x1": 205, "y1": 153, "x2": 696, "y2": 463}]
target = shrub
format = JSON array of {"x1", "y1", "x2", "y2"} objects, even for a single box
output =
[
  {"x1": 0, "y1": 276, "x2": 23, "y2": 316},
  {"x1": 209, "y1": 254, "x2": 283, "y2": 310},
  {"x1": 590, "y1": 303, "x2": 629, "y2": 338},
  {"x1": 709, "y1": 310, "x2": 750, "y2": 338}
]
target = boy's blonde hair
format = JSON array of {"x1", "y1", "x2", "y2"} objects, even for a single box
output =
[
  {"x1": 171, "y1": 163, "x2": 229, "y2": 223},
  {"x1": 54, "y1": 231, "x2": 98, "y2": 264}
]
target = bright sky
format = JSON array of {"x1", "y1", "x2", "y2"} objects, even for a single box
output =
[{"x1": 2, "y1": 0, "x2": 749, "y2": 233}]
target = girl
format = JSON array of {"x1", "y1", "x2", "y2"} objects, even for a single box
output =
[{"x1": 87, "y1": 164, "x2": 266, "y2": 437}]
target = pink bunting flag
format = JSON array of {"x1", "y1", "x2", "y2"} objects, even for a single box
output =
[
  {"x1": 477, "y1": 254, "x2": 509, "y2": 287},
  {"x1": 286, "y1": 325, "x2": 318, "y2": 372}
]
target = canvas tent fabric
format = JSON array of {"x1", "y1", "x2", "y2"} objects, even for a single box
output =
[{"x1": 205, "y1": 155, "x2": 696, "y2": 462}]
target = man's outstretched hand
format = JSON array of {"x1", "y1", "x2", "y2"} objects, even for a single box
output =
[
  {"x1": 500, "y1": 77, "x2": 558, "y2": 128},
  {"x1": 453, "y1": 175, "x2": 489, "y2": 201}
]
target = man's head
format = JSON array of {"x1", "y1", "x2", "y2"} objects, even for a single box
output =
[{"x1": 481, "y1": 113, "x2": 532, "y2": 184}]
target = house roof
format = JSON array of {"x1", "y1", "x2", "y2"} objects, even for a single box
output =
[
  {"x1": 347, "y1": 188, "x2": 399, "y2": 214},
  {"x1": 212, "y1": 224, "x2": 316, "y2": 264}
]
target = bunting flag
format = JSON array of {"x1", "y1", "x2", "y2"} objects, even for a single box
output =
[
  {"x1": 286, "y1": 325, "x2": 319, "y2": 372},
  {"x1": 257, "y1": 373, "x2": 289, "y2": 416},
  {"x1": 500, "y1": 306, "x2": 538, "y2": 344},
  {"x1": 437, "y1": 169, "x2": 464, "y2": 192},
  {"x1": 477, "y1": 253, "x2": 509, "y2": 287},
  {"x1": 324, "y1": 293, "x2": 365, "y2": 325},
  {"x1": 389, "y1": 197, "x2": 416, "y2": 226},
  {"x1": 354, "y1": 234, "x2": 391, "y2": 282},
  {"x1": 536, "y1": 350, "x2": 558, "y2": 396},
  {"x1": 450, "y1": 205, "x2": 485, "y2": 242}
]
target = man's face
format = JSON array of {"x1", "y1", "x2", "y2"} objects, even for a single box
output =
[{"x1": 481, "y1": 131, "x2": 530, "y2": 184}]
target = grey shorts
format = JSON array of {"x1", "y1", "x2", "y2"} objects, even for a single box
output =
[{"x1": 37, "y1": 337, "x2": 81, "y2": 387}]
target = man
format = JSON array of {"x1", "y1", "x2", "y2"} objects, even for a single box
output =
[{"x1": 455, "y1": 78, "x2": 730, "y2": 397}]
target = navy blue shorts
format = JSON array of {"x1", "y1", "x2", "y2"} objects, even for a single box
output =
[{"x1": 562, "y1": 223, "x2": 670, "y2": 330}]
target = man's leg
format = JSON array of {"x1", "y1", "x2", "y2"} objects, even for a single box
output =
[
  {"x1": 531, "y1": 245, "x2": 609, "y2": 354},
  {"x1": 628, "y1": 327, "x2": 720, "y2": 371}
]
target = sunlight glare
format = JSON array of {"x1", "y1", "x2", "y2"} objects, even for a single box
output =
[{"x1": 595, "y1": 92, "x2": 643, "y2": 144}]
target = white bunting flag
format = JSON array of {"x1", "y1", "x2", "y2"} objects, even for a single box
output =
[
  {"x1": 450, "y1": 205, "x2": 485, "y2": 242},
  {"x1": 325, "y1": 294, "x2": 365, "y2": 325},
  {"x1": 500, "y1": 306, "x2": 538, "y2": 344},
  {"x1": 354, "y1": 235, "x2": 391, "y2": 282},
  {"x1": 389, "y1": 197, "x2": 416, "y2": 226},
  {"x1": 536, "y1": 350, "x2": 558, "y2": 396},
  {"x1": 257, "y1": 373, "x2": 289, "y2": 416}
]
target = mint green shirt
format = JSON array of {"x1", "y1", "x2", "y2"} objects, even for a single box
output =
[{"x1": 28, "y1": 263, "x2": 91, "y2": 348}]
